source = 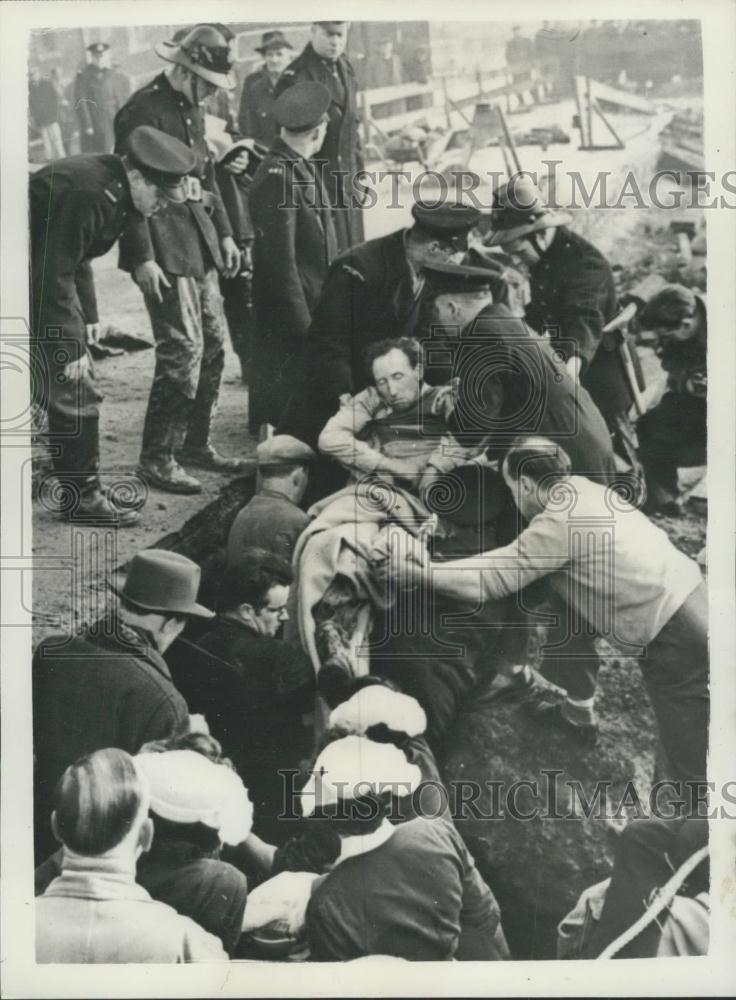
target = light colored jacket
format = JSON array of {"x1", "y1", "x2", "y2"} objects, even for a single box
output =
[
  {"x1": 36, "y1": 864, "x2": 228, "y2": 964},
  {"x1": 430, "y1": 475, "x2": 703, "y2": 650}
]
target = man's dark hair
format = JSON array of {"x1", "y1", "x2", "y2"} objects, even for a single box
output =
[
  {"x1": 503, "y1": 435, "x2": 572, "y2": 484},
  {"x1": 218, "y1": 547, "x2": 292, "y2": 612},
  {"x1": 364, "y1": 336, "x2": 423, "y2": 378}
]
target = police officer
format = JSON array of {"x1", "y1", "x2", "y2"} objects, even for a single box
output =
[
  {"x1": 487, "y1": 175, "x2": 639, "y2": 470},
  {"x1": 30, "y1": 127, "x2": 196, "y2": 524},
  {"x1": 115, "y1": 24, "x2": 246, "y2": 494},
  {"x1": 248, "y1": 81, "x2": 337, "y2": 433},
  {"x1": 636, "y1": 285, "x2": 707, "y2": 515},
  {"x1": 275, "y1": 21, "x2": 364, "y2": 251},
  {"x1": 279, "y1": 200, "x2": 481, "y2": 450},
  {"x1": 238, "y1": 30, "x2": 294, "y2": 147},
  {"x1": 74, "y1": 42, "x2": 130, "y2": 153}
]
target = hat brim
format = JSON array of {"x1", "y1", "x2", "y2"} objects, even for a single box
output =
[
  {"x1": 486, "y1": 210, "x2": 572, "y2": 246},
  {"x1": 110, "y1": 580, "x2": 215, "y2": 619},
  {"x1": 256, "y1": 42, "x2": 294, "y2": 54},
  {"x1": 154, "y1": 41, "x2": 236, "y2": 90}
]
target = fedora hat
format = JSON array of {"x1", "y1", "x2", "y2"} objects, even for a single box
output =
[
  {"x1": 255, "y1": 30, "x2": 293, "y2": 54},
  {"x1": 118, "y1": 549, "x2": 214, "y2": 619},
  {"x1": 486, "y1": 174, "x2": 571, "y2": 246},
  {"x1": 155, "y1": 24, "x2": 236, "y2": 90}
]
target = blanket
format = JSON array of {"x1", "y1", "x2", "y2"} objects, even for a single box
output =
[{"x1": 292, "y1": 481, "x2": 431, "y2": 675}]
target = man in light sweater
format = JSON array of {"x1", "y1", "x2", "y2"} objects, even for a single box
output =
[{"x1": 379, "y1": 435, "x2": 708, "y2": 788}]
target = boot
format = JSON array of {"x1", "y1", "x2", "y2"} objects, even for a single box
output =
[
  {"x1": 67, "y1": 488, "x2": 141, "y2": 527},
  {"x1": 138, "y1": 458, "x2": 202, "y2": 495}
]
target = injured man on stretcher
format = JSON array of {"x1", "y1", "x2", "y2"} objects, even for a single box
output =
[{"x1": 294, "y1": 336, "x2": 551, "y2": 741}]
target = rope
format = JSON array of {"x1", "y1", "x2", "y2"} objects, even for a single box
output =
[{"x1": 597, "y1": 844, "x2": 709, "y2": 959}]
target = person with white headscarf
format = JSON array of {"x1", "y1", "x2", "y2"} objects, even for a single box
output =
[{"x1": 301, "y1": 735, "x2": 509, "y2": 962}]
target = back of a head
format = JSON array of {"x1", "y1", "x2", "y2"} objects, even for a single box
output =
[
  {"x1": 504, "y1": 435, "x2": 572, "y2": 484},
  {"x1": 53, "y1": 748, "x2": 144, "y2": 856},
  {"x1": 218, "y1": 546, "x2": 292, "y2": 612}
]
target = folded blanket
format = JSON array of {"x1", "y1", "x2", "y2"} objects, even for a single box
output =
[{"x1": 293, "y1": 482, "x2": 430, "y2": 674}]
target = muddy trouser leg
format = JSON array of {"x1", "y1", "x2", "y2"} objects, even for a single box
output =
[
  {"x1": 139, "y1": 274, "x2": 202, "y2": 466},
  {"x1": 42, "y1": 345, "x2": 102, "y2": 501},
  {"x1": 184, "y1": 269, "x2": 226, "y2": 451},
  {"x1": 637, "y1": 392, "x2": 707, "y2": 508},
  {"x1": 537, "y1": 585, "x2": 601, "y2": 701},
  {"x1": 220, "y1": 271, "x2": 253, "y2": 382},
  {"x1": 639, "y1": 582, "x2": 709, "y2": 792}
]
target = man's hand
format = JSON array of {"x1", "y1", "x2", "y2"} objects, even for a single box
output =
[
  {"x1": 223, "y1": 150, "x2": 250, "y2": 175},
  {"x1": 369, "y1": 529, "x2": 432, "y2": 592},
  {"x1": 566, "y1": 355, "x2": 582, "y2": 382},
  {"x1": 85, "y1": 322, "x2": 102, "y2": 347},
  {"x1": 221, "y1": 236, "x2": 241, "y2": 279},
  {"x1": 63, "y1": 353, "x2": 91, "y2": 382},
  {"x1": 134, "y1": 261, "x2": 171, "y2": 303}
]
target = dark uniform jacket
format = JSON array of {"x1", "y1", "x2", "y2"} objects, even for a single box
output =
[
  {"x1": 238, "y1": 67, "x2": 280, "y2": 147},
  {"x1": 523, "y1": 226, "x2": 630, "y2": 420},
  {"x1": 248, "y1": 136, "x2": 338, "y2": 428},
  {"x1": 114, "y1": 73, "x2": 232, "y2": 278},
  {"x1": 74, "y1": 64, "x2": 128, "y2": 153},
  {"x1": 307, "y1": 817, "x2": 502, "y2": 961},
  {"x1": 279, "y1": 228, "x2": 424, "y2": 446},
  {"x1": 226, "y1": 489, "x2": 310, "y2": 566},
  {"x1": 32, "y1": 617, "x2": 189, "y2": 863},
  {"x1": 449, "y1": 303, "x2": 618, "y2": 479},
  {"x1": 274, "y1": 43, "x2": 364, "y2": 250},
  {"x1": 168, "y1": 615, "x2": 315, "y2": 840},
  {"x1": 29, "y1": 154, "x2": 134, "y2": 349}
]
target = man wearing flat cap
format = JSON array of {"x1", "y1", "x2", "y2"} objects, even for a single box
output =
[
  {"x1": 238, "y1": 30, "x2": 294, "y2": 147},
  {"x1": 274, "y1": 21, "x2": 364, "y2": 251},
  {"x1": 487, "y1": 173, "x2": 639, "y2": 470},
  {"x1": 115, "y1": 24, "x2": 246, "y2": 494},
  {"x1": 248, "y1": 81, "x2": 338, "y2": 432},
  {"x1": 32, "y1": 549, "x2": 212, "y2": 864},
  {"x1": 74, "y1": 41, "x2": 130, "y2": 153},
  {"x1": 278, "y1": 200, "x2": 481, "y2": 456},
  {"x1": 30, "y1": 127, "x2": 196, "y2": 523},
  {"x1": 226, "y1": 435, "x2": 315, "y2": 566}
]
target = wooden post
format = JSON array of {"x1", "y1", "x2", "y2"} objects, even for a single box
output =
[
  {"x1": 441, "y1": 75, "x2": 452, "y2": 129},
  {"x1": 497, "y1": 105, "x2": 522, "y2": 174}
]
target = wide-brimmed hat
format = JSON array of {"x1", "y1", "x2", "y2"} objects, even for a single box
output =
[
  {"x1": 486, "y1": 174, "x2": 571, "y2": 246},
  {"x1": 155, "y1": 24, "x2": 236, "y2": 90},
  {"x1": 117, "y1": 549, "x2": 214, "y2": 619},
  {"x1": 256, "y1": 30, "x2": 294, "y2": 54}
]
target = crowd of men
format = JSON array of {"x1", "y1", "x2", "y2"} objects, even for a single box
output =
[{"x1": 30, "y1": 19, "x2": 709, "y2": 964}]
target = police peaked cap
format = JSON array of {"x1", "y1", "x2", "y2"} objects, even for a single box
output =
[
  {"x1": 125, "y1": 126, "x2": 196, "y2": 187},
  {"x1": 272, "y1": 81, "x2": 331, "y2": 131},
  {"x1": 423, "y1": 262, "x2": 496, "y2": 291},
  {"x1": 411, "y1": 201, "x2": 482, "y2": 237}
]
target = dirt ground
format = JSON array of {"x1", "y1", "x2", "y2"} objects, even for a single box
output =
[{"x1": 31, "y1": 251, "x2": 257, "y2": 641}]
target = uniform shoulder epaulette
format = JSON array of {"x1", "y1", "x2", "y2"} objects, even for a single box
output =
[
  {"x1": 340, "y1": 264, "x2": 365, "y2": 282},
  {"x1": 103, "y1": 180, "x2": 125, "y2": 204}
]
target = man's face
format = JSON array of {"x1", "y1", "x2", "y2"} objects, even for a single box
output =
[
  {"x1": 311, "y1": 23, "x2": 348, "y2": 60},
  {"x1": 128, "y1": 171, "x2": 169, "y2": 217},
  {"x1": 372, "y1": 348, "x2": 422, "y2": 412},
  {"x1": 412, "y1": 235, "x2": 465, "y2": 269},
  {"x1": 253, "y1": 584, "x2": 290, "y2": 637},
  {"x1": 430, "y1": 290, "x2": 493, "y2": 330},
  {"x1": 264, "y1": 47, "x2": 291, "y2": 75},
  {"x1": 503, "y1": 235, "x2": 541, "y2": 265}
]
